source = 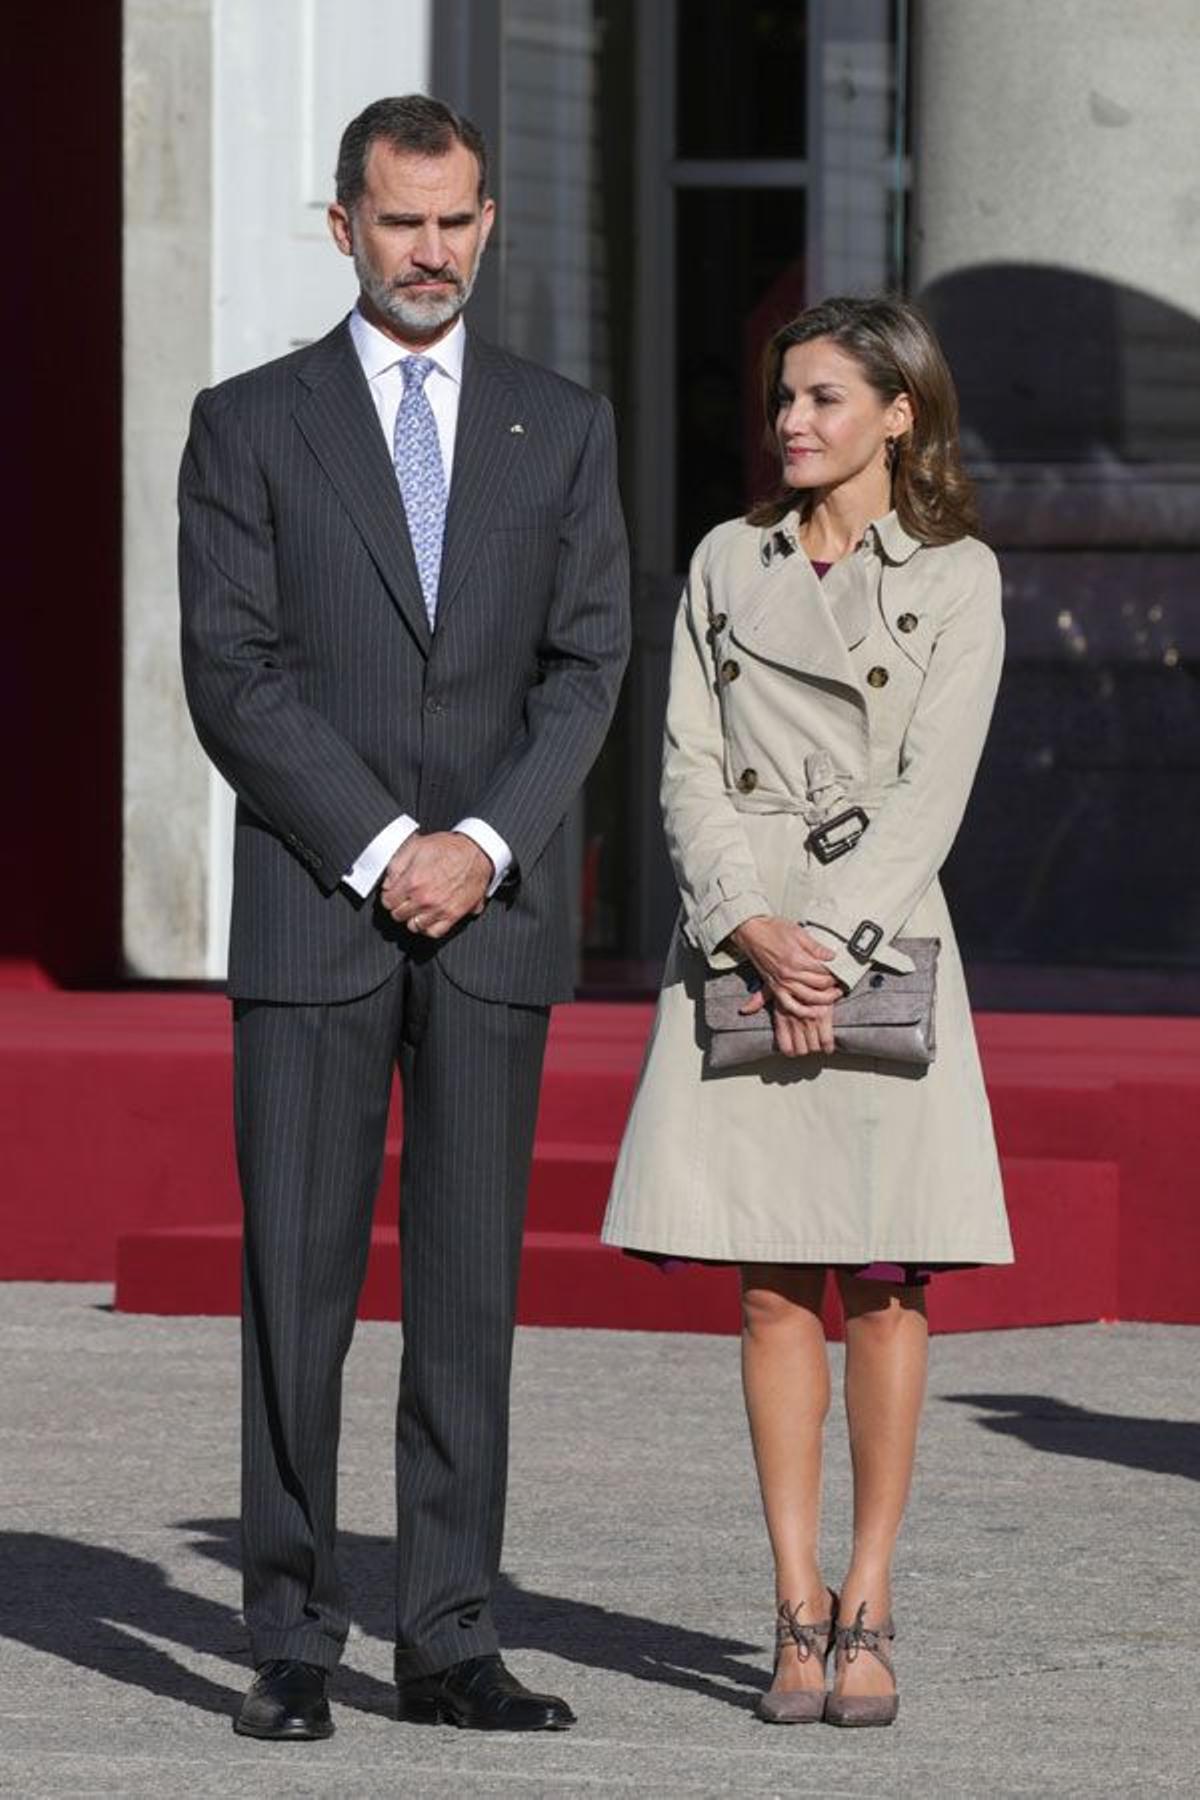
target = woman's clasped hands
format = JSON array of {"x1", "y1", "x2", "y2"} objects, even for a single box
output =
[{"x1": 729, "y1": 916, "x2": 843, "y2": 1057}]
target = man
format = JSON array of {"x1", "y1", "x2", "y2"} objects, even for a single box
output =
[{"x1": 179, "y1": 95, "x2": 629, "y2": 1740}]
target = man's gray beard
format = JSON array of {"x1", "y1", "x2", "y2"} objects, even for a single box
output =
[{"x1": 354, "y1": 245, "x2": 480, "y2": 336}]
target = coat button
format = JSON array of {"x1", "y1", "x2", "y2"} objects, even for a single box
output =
[
  {"x1": 897, "y1": 612, "x2": 919, "y2": 633},
  {"x1": 720, "y1": 659, "x2": 740, "y2": 683},
  {"x1": 866, "y1": 665, "x2": 889, "y2": 688},
  {"x1": 424, "y1": 694, "x2": 445, "y2": 713},
  {"x1": 736, "y1": 768, "x2": 758, "y2": 793}
]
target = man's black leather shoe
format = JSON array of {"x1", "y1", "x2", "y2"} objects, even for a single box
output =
[
  {"x1": 233, "y1": 1659, "x2": 334, "y2": 1740},
  {"x1": 396, "y1": 1654, "x2": 575, "y2": 1731}
]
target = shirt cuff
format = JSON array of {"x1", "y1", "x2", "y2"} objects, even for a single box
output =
[
  {"x1": 453, "y1": 817, "x2": 513, "y2": 897},
  {"x1": 343, "y1": 814, "x2": 419, "y2": 897}
]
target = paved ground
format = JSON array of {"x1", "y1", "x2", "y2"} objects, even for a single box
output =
[{"x1": 0, "y1": 1285, "x2": 1197, "y2": 1797}]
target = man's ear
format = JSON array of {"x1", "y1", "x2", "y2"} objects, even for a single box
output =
[
  {"x1": 478, "y1": 197, "x2": 497, "y2": 254},
  {"x1": 327, "y1": 202, "x2": 354, "y2": 258}
]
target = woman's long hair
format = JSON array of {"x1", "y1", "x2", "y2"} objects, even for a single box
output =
[{"x1": 746, "y1": 295, "x2": 979, "y2": 545}]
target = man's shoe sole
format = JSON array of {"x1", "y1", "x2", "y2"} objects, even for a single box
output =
[
  {"x1": 396, "y1": 1696, "x2": 573, "y2": 1731},
  {"x1": 233, "y1": 1715, "x2": 335, "y2": 1741}
]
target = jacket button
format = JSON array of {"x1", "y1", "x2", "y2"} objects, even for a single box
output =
[
  {"x1": 711, "y1": 612, "x2": 727, "y2": 633},
  {"x1": 866, "y1": 665, "x2": 889, "y2": 688},
  {"x1": 897, "y1": 612, "x2": 919, "y2": 633},
  {"x1": 720, "y1": 659, "x2": 740, "y2": 683},
  {"x1": 424, "y1": 694, "x2": 445, "y2": 713},
  {"x1": 736, "y1": 768, "x2": 758, "y2": 793}
]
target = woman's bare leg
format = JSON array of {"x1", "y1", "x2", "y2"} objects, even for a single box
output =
[
  {"x1": 832, "y1": 1272, "x2": 929, "y2": 1699},
  {"x1": 740, "y1": 1264, "x2": 834, "y2": 1694}
]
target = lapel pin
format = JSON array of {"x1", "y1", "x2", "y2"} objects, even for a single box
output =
[{"x1": 509, "y1": 422, "x2": 525, "y2": 434}]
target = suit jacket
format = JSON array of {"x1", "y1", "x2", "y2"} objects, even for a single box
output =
[{"x1": 178, "y1": 318, "x2": 630, "y2": 1005}]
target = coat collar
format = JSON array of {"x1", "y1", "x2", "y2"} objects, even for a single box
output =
[
  {"x1": 756, "y1": 507, "x2": 923, "y2": 570},
  {"x1": 866, "y1": 509, "x2": 922, "y2": 565},
  {"x1": 735, "y1": 523, "x2": 867, "y2": 694},
  {"x1": 733, "y1": 507, "x2": 923, "y2": 696}
]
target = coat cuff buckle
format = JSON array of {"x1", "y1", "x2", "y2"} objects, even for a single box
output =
[{"x1": 847, "y1": 919, "x2": 885, "y2": 963}]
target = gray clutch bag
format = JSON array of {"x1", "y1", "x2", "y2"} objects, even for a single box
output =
[{"x1": 703, "y1": 937, "x2": 940, "y2": 1071}]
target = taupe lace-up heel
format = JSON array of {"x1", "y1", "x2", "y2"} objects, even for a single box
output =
[
  {"x1": 756, "y1": 1593, "x2": 837, "y2": 1724},
  {"x1": 825, "y1": 1601, "x2": 898, "y2": 1727}
]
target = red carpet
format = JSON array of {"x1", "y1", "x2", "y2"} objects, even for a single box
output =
[{"x1": 2, "y1": 991, "x2": 1199, "y2": 1331}]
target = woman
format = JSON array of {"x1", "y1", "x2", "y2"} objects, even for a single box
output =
[{"x1": 602, "y1": 296, "x2": 1013, "y2": 1728}]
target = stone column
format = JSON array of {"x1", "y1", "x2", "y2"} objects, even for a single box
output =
[
  {"x1": 911, "y1": 0, "x2": 1200, "y2": 546},
  {"x1": 122, "y1": 0, "x2": 214, "y2": 976},
  {"x1": 123, "y1": 0, "x2": 433, "y2": 979}
]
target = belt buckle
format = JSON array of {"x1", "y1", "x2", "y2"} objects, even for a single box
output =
[{"x1": 806, "y1": 805, "x2": 869, "y2": 865}]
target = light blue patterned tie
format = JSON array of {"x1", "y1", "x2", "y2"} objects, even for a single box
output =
[{"x1": 392, "y1": 355, "x2": 446, "y2": 626}]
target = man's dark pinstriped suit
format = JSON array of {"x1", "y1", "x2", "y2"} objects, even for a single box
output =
[{"x1": 178, "y1": 316, "x2": 629, "y2": 1676}]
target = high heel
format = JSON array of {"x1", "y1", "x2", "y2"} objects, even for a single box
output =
[
  {"x1": 755, "y1": 1591, "x2": 837, "y2": 1724},
  {"x1": 824, "y1": 1601, "x2": 898, "y2": 1727}
]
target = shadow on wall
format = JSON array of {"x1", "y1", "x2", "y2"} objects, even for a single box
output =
[
  {"x1": 925, "y1": 266, "x2": 1200, "y2": 976},
  {"x1": 920, "y1": 263, "x2": 1200, "y2": 472}
]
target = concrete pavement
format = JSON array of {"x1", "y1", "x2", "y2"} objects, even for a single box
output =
[{"x1": 1, "y1": 1284, "x2": 1197, "y2": 1796}]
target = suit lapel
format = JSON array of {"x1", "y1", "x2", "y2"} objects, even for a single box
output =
[
  {"x1": 435, "y1": 334, "x2": 525, "y2": 628},
  {"x1": 292, "y1": 320, "x2": 432, "y2": 654}
]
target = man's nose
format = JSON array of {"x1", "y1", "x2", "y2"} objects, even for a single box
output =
[{"x1": 413, "y1": 225, "x2": 445, "y2": 269}]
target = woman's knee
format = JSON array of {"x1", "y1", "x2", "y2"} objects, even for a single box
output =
[
  {"x1": 740, "y1": 1266, "x2": 828, "y2": 1338},
  {"x1": 838, "y1": 1275, "x2": 927, "y2": 1340}
]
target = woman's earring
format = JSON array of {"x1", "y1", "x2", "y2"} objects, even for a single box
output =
[{"x1": 885, "y1": 436, "x2": 899, "y2": 469}]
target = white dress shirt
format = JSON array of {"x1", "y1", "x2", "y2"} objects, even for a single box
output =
[{"x1": 342, "y1": 306, "x2": 513, "y2": 899}]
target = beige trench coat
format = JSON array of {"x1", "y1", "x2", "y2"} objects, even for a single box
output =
[{"x1": 602, "y1": 510, "x2": 1014, "y2": 1265}]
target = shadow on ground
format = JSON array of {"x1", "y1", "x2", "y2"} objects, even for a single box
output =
[
  {"x1": 0, "y1": 1521, "x2": 765, "y2": 1723},
  {"x1": 944, "y1": 1393, "x2": 1200, "y2": 1482}
]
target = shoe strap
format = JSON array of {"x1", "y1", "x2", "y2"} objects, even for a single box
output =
[
  {"x1": 834, "y1": 1601, "x2": 896, "y2": 1675},
  {"x1": 775, "y1": 1597, "x2": 835, "y2": 1663}
]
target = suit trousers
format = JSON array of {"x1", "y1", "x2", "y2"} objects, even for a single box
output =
[{"x1": 232, "y1": 951, "x2": 550, "y2": 1677}]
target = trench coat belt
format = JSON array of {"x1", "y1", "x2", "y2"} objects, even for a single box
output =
[{"x1": 725, "y1": 782, "x2": 890, "y2": 824}]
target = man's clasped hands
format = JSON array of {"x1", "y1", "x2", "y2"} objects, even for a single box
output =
[{"x1": 380, "y1": 832, "x2": 493, "y2": 940}]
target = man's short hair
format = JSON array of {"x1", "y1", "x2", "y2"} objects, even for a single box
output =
[{"x1": 335, "y1": 95, "x2": 490, "y2": 211}]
